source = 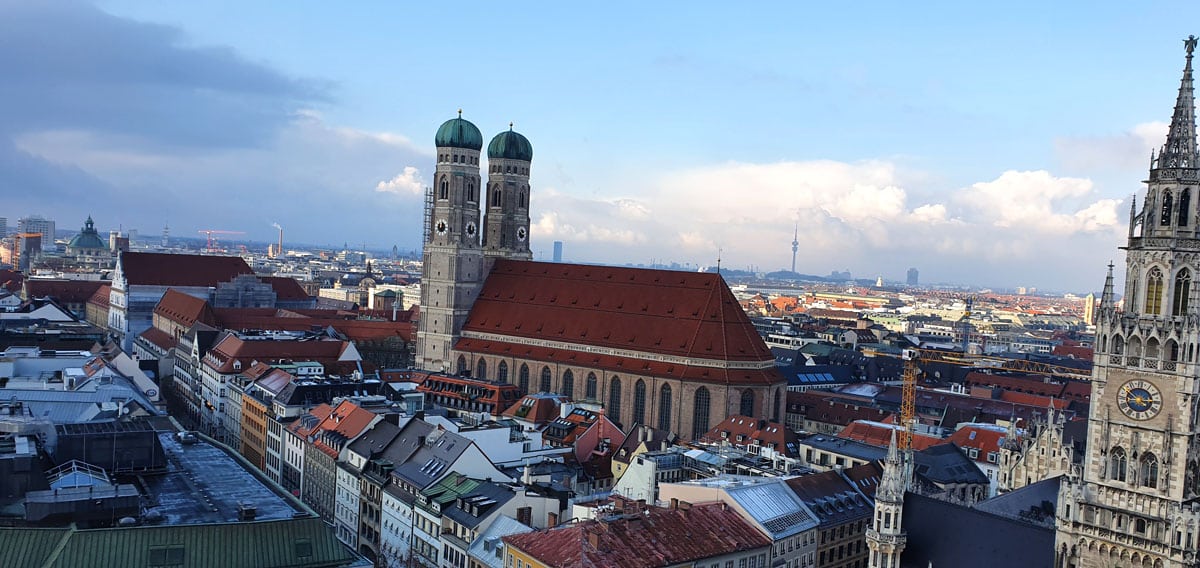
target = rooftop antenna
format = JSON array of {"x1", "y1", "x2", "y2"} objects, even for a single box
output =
[{"x1": 716, "y1": 247, "x2": 722, "y2": 276}]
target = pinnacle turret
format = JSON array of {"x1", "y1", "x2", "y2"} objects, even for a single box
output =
[
  {"x1": 1155, "y1": 35, "x2": 1198, "y2": 170},
  {"x1": 1101, "y1": 262, "x2": 1115, "y2": 309},
  {"x1": 878, "y1": 429, "x2": 907, "y2": 502}
]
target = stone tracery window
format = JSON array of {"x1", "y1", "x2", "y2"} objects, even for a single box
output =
[
  {"x1": 608, "y1": 377, "x2": 622, "y2": 421},
  {"x1": 632, "y1": 380, "x2": 647, "y2": 425},
  {"x1": 657, "y1": 384, "x2": 672, "y2": 431},
  {"x1": 1162, "y1": 191, "x2": 1174, "y2": 226},
  {"x1": 1110, "y1": 447, "x2": 1128, "y2": 482},
  {"x1": 498, "y1": 361, "x2": 508, "y2": 383},
  {"x1": 1146, "y1": 268, "x2": 1165, "y2": 315},
  {"x1": 585, "y1": 373, "x2": 598, "y2": 400},
  {"x1": 1174, "y1": 268, "x2": 1192, "y2": 316},
  {"x1": 692, "y1": 387, "x2": 711, "y2": 439},
  {"x1": 1179, "y1": 189, "x2": 1192, "y2": 226},
  {"x1": 1142, "y1": 453, "x2": 1159, "y2": 489},
  {"x1": 561, "y1": 370, "x2": 574, "y2": 399},
  {"x1": 540, "y1": 366, "x2": 552, "y2": 393}
]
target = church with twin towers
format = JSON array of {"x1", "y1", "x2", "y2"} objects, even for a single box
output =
[{"x1": 416, "y1": 113, "x2": 787, "y2": 439}]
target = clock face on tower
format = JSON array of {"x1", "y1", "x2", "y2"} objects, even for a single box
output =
[
  {"x1": 435, "y1": 220, "x2": 448, "y2": 236},
  {"x1": 517, "y1": 227, "x2": 527, "y2": 242},
  {"x1": 1117, "y1": 379, "x2": 1163, "y2": 421},
  {"x1": 466, "y1": 222, "x2": 477, "y2": 237}
]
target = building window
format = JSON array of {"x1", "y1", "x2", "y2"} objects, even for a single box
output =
[
  {"x1": 1175, "y1": 268, "x2": 1192, "y2": 316},
  {"x1": 1142, "y1": 453, "x2": 1159, "y2": 488},
  {"x1": 476, "y1": 359, "x2": 487, "y2": 381},
  {"x1": 658, "y1": 383, "x2": 672, "y2": 431},
  {"x1": 498, "y1": 361, "x2": 508, "y2": 384},
  {"x1": 633, "y1": 380, "x2": 647, "y2": 426},
  {"x1": 440, "y1": 177, "x2": 449, "y2": 200},
  {"x1": 740, "y1": 390, "x2": 755, "y2": 417},
  {"x1": 693, "y1": 387, "x2": 711, "y2": 439},
  {"x1": 561, "y1": 370, "x2": 574, "y2": 399},
  {"x1": 518, "y1": 364, "x2": 530, "y2": 393},
  {"x1": 1146, "y1": 268, "x2": 1165, "y2": 315},
  {"x1": 608, "y1": 377, "x2": 622, "y2": 421},
  {"x1": 586, "y1": 373, "x2": 598, "y2": 400},
  {"x1": 1110, "y1": 446, "x2": 1128, "y2": 482},
  {"x1": 1180, "y1": 189, "x2": 1191, "y2": 226},
  {"x1": 540, "y1": 366, "x2": 552, "y2": 393},
  {"x1": 1162, "y1": 191, "x2": 1174, "y2": 226},
  {"x1": 457, "y1": 355, "x2": 467, "y2": 375}
]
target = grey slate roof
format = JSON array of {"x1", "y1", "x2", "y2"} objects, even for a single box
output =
[
  {"x1": 902, "y1": 491, "x2": 1054, "y2": 568},
  {"x1": 467, "y1": 515, "x2": 533, "y2": 568},
  {"x1": 913, "y1": 443, "x2": 990, "y2": 485},
  {"x1": 442, "y1": 481, "x2": 516, "y2": 530},
  {"x1": 393, "y1": 428, "x2": 472, "y2": 490}
]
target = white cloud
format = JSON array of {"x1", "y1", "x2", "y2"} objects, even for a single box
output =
[
  {"x1": 376, "y1": 166, "x2": 425, "y2": 195},
  {"x1": 1055, "y1": 121, "x2": 1167, "y2": 172}
]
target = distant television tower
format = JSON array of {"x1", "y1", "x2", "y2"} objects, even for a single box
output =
[{"x1": 790, "y1": 224, "x2": 799, "y2": 273}]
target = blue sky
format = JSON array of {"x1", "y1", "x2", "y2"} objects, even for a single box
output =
[{"x1": 6, "y1": 1, "x2": 1200, "y2": 291}]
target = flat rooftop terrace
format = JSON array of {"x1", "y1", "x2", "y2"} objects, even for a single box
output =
[{"x1": 141, "y1": 433, "x2": 303, "y2": 525}]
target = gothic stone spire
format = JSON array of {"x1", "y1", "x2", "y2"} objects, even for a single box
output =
[{"x1": 1157, "y1": 35, "x2": 1198, "y2": 170}]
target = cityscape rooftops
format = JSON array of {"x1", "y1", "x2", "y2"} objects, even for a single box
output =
[{"x1": 117, "y1": 252, "x2": 254, "y2": 287}]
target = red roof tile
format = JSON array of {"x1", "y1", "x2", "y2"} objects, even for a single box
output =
[
  {"x1": 463, "y1": 260, "x2": 774, "y2": 363},
  {"x1": 118, "y1": 252, "x2": 253, "y2": 287},
  {"x1": 137, "y1": 327, "x2": 177, "y2": 351},
  {"x1": 87, "y1": 285, "x2": 111, "y2": 309},
  {"x1": 947, "y1": 424, "x2": 1008, "y2": 464},
  {"x1": 203, "y1": 334, "x2": 357, "y2": 374},
  {"x1": 503, "y1": 501, "x2": 770, "y2": 568},
  {"x1": 23, "y1": 279, "x2": 109, "y2": 304},
  {"x1": 701, "y1": 415, "x2": 800, "y2": 457},
  {"x1": 154, "y1": 289, "x2": 218, "y2": 328},
  {"x1": 261, "y1": 276, "x2": 311, "y2": 301},
  {"x1": 837, "y1": 420, "x2": 941, "y2": 450}
]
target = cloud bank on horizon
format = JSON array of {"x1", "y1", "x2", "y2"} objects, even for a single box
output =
[{"x1": 0, "y1": 1, "x2": 1172, "y2": 291}]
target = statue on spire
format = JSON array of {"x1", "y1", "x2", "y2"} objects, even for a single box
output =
[{"x1": 1186, "y1": 35, "x2": 1197, "y2": 57}]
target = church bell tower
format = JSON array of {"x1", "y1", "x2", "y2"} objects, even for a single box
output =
[
  {"x1": 1056, "y1": 36, "x2": 1200, "y2": 568},
  {"x1": 416, "y1": 112, "x2": 485, "y2": 372},
  {"x1": 483, "y1": 124, "x2": 533, "y2": 271}
]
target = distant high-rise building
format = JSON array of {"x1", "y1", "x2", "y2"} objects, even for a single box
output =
[
  {"x1": 1083, "y1": 292, "x2": 1097, "y2": 326},
  {"x1": 552, "y1": 241, "x2": 563, "y2": 263},
  {"x1": 161, "y1": 223, "x2": 169, "y2": 248},
  {"x1": 906, "y1": 267, "x2": 918, "y2": 286},
  {"x1": 16, "y1": 215, "x2": 55, "y2": 250},
  {"x1": 0, "y1": 217, "x2": 7, "y2": 237}
]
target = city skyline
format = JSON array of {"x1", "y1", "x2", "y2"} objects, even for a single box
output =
[{"x1": 4, "y1": 2, "x2": 1200, "y2": 290}]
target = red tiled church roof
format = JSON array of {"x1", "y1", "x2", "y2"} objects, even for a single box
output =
[
  {"x1": 87, "y1": 285, "x2": 111, "y2": 309},
  {"x1": 462, "y1": 260, "x2": 774, "y2": 363},
  {"x1": 118, "y1": 252, "x2": 253, "y2": 287},
  {"x1": 155, "y1": 289, "x2": 218, "y2": 328},
  {"x1": 23, "y1": 279, "x2": 109, "y2": 304}
]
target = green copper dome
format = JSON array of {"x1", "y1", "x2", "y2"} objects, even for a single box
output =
[
  {"x1": 435, "y1": 113, "x2": 483, "y2": 151},
  {"x1": 67, "y1": 216, "x2": 106, "y2": 250},
  {"x1": 487, "y1": 127, "x2": 533, "y2": 161}
]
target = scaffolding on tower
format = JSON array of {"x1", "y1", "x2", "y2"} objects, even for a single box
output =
[{"x1": 422, "y1": 185, "x2": 434, "y2": 249}]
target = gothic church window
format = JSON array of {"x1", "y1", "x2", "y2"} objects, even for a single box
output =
[
  {"x1": 540, "y1": 366, "x2": 551, "y2": 392},
  {"x1": 1111, "y1": 447, "x2": 1128, "y2": 482},
  {"x1": 1146, "y1": 337, "x2": 1161, "y2": 359},
  {"x1": 1168, "y1": 339, "x2": 1181, "y2": 362},
  {"x1": 440, "y1": 177, "x2": 449, "y2": 200},
  {"x1": 658, "y1": 384, "x2": 672, "y2": 431},
  {"x1": 608, "y1": 377, "x2": 622, "y2": 421},
  {"x1": 586, "y1": 373, "x2": 598, "y2": 400},
  {"x1": 1180, "y1": 189, "x2": 1192, "y2": 226},
  {"x1": 633, "y1": 380, "x2": 647, "y2": 425},
  {"x1": 691, "y1": 387, "x2": 711, "y2": 440},
  {"x1": 1162, "y1": 192, "x2": 1174, "y2": 226},
  {"x1": 1175, "y1": 268, "x2": 1192, "y2": 316},
  {"x1": 1146, "y1": 268, "x2": 1165, "y2": 315},
  {"x1": 498, "y1": 361, "x2": 508, "y2": 383},
  {"x1": 1142, "y1": 453, "x2": 1159, "y2": 488},
  {"x1": 561, "y1": 370, "x2": 574, "y2": 399},
  {"x1": 476, "y1": 359, "x2": 487, "y2": 381},
  {"x1": 740, "y1": 390, "x2": 755, "y2": 417},
  {"x1": 518, "y1": 364, "x2": 529, "y2": 393},
  {"x1": 1112, "y1": 335, "x2": 1124, "y2": 354},
  {"x1": 457, "y1": 355, "x2": 467, "y2": 374}
]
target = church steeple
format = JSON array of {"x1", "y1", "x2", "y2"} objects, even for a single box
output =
[
  {"x1": 1100, "y1": 262, "x2": 1115, "y2": 310},
  {"x1": 1155, "y1": 35, "x2": 1198, "y2": 171},
  {"x1": 868, "y1": 429, "x2": 909, "y2": 568}
]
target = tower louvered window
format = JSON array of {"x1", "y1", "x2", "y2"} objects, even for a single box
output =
[
  {"x1": 1162, "y1": 192, "x2": 1174, "y2": 226},
  {"x1": 1180, "y1": 189, "x2": 1191, "y2": 226}
]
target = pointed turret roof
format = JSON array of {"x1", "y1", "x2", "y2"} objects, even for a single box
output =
[
  {"x1": 877, "y1": 429, "x2": 906, "y2": 503},
  {"x1": 1156, "y1": 35, "x2": 1198, "y2": 170},
  {"x1": 1101, "y1": 262, "x2": 1115, "y2": 309}
]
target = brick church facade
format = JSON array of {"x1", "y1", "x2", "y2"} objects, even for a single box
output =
[{"x1": 416, "y1": 114, "x2": 786, "y2": 439}]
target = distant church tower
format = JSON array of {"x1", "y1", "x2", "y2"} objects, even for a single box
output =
[
  {"x1": 867, "y1": 430, "x2": 908, "y2": 568},
  {"x1": 1055, "y1": 36, "x2": 1200, "y2": 568},
  {"x1": 482, "y1": 123, "x2": 533, "y2": 272},
  {"x1": 416, "y1": 112, "x2": 485, "y2": 372}
]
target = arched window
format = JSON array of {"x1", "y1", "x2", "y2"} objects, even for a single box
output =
[
  {"x1": 492, "y1": 187, "x2": 502, "y2": 208},
  {"x1": 608, "y1": 377, "x2": 622, "y2": 421},
  {"x1": 476, "y1": 358, "x2": 487, "y2": 381},
  {"x1": 439, "y1": 177, "x2": 449, "y2": 200},
  {"x1": 456, "y1": 355, "x2": 467, "y2": 375},
  {"x1": 658, "y1": 384, "x2": 673, "y2": 431},
  {"x1": 1168, "y1": 339, "x2": 1181, "y2": 362},
  {"x1": 1162, "y1": 191, "x2": 1174, "y2": 226},
  {"x1": 1180, "y1": 189, "x2": 1192, "y2": 226},
  {"x1": 1112, "y1": 334, "x2": 1124, "y2": 354},
  {"x1": 740, "y1": 390, "x2": 755, "y2": 417},
  {"x1": 586, "y1": 373, "x2": 598, "y2": 400},
  {"x1": 693, "y1": 387, "x2": 711, "y2": 439},
  {"x1": 467, "y1": 182, "x2": 475, "y2": 202},
  {"x1": 498, "y1": 361, "x2": 508, "y2": 384},
  {"x1": 1111, "y1": 447, "x2": 1128, "y2": 482},
  {"x1": 518, "y1": 364, "x2": 530, "y2": 393},
  {"x1": 773, "y1": 389, "x2": 782, "y2": 422},
  {"x1": 632, "y1": 380, "x2": 647, "y2": 426},
  {"x1": 1175, "y1": 268, "x2": 1192, "y2": 316},
  {"x1": 540, "y1": 366, "x2": 552, "y2": 393},
  {"x1": 1146, "y1": 268, "x2": 1165, "y2": 315},
  {"x1": 1142, "y1": 453, "x2": 1160, "y2": 488},
  {"x1": 519, "y1": 191, "x2": 526, "y2": 209},
  {"x1": 1129, "y1": 336, "x2": 1143, "y2": 357},
  {"x1": 1146, "y1": 337, "x2": 1161, "y2": 360},
  {"x1": 561, "y1": 370, "x2": 574, "y2": 400}
]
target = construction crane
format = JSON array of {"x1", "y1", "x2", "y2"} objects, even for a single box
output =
[
  {"x1": 197, "y1": 229, "x2": 245, "y2": 252},
  {"x1": 899, "y1": 349, "x2": 918, "y2": 452}
]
